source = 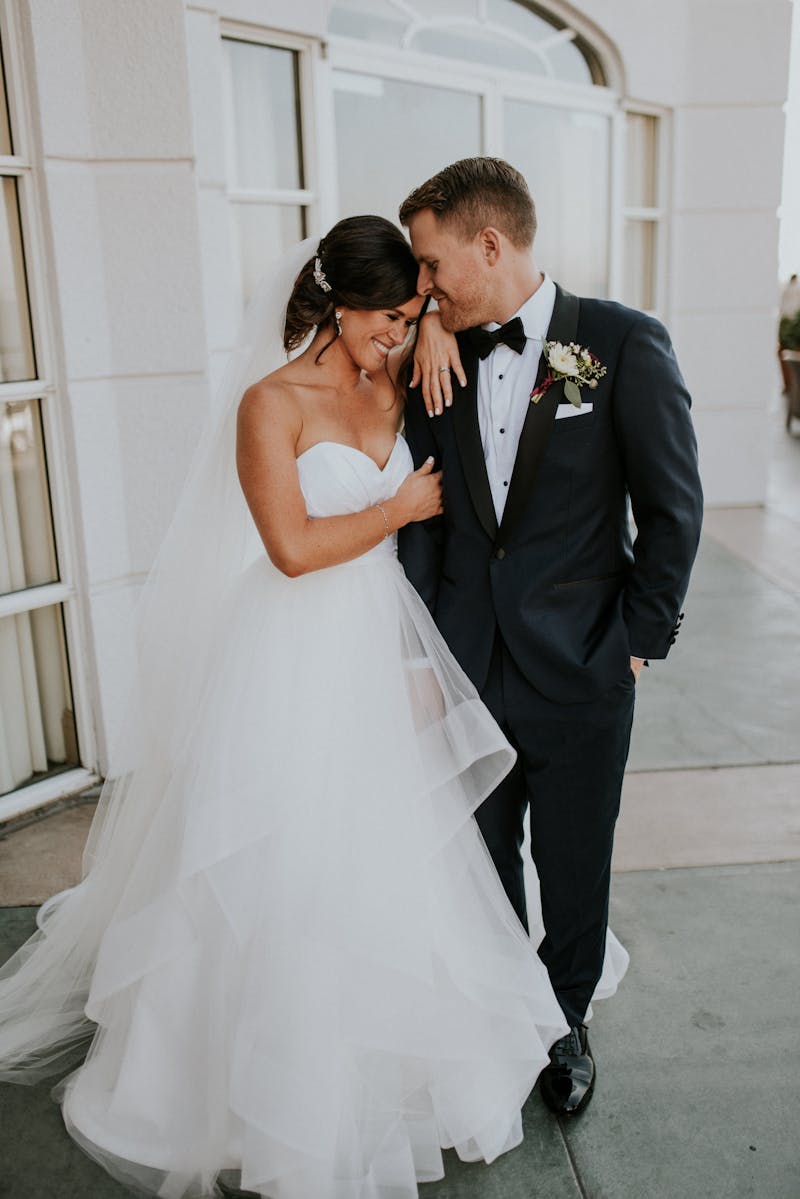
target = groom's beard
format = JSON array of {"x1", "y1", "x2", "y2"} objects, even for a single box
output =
[{"x1": 437, "y1": 290, "x2": 490, "y2": 333}]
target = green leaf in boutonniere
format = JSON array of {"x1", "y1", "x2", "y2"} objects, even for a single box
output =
[
  {"x1": 564, "y1": 379, "x2": 582, "y2": 408},
  {"x1": 530, "y1": 339, "x2": 607, "y2": 405}
]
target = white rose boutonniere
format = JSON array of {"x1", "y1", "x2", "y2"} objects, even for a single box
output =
[{"x1": 530, "y1": 340, "x2": 607, "y2": 407}]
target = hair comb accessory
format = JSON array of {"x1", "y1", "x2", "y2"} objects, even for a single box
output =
[{"x1": 313, "y1": 256, "x2": 332, "y2": 293}]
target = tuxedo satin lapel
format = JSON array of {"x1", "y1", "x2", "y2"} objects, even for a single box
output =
[
  {"x1": 498, "y1": 286, "x2": 580, "y2": 542},
  {"x1": 453, "y1": 335, "x2": 498, "y2": 540}
]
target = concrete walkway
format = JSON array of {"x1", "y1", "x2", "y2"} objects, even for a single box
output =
[{"x1": 1, "y1": 411, "x2": 799, "y2": 1197}]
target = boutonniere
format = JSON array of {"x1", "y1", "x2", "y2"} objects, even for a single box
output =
[{"x1": 530, "y1": 340, "x2": 607, "y2": 407}]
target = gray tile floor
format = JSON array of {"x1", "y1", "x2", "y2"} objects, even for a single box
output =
[
  {"x1": 4, "y1": 862, "x2": 797, "y2": 1198},
  {"x1": 628, "y1": 534, "x2": 800, "y2": 772},
  {"x1": 628, "y1": 399, "x2": 800, "y2": 774},
  {"x1": 2, "y1": 409, "x2": 799, "y2": 1198}
]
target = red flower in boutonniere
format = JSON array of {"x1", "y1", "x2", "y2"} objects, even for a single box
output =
[{"x1": 530, "y1": 340, "x2": 607, "y2": 407}]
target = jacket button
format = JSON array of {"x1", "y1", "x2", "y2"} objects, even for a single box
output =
[{"x1": 495, "y1": 547, "x2": 506, "y2": 560}]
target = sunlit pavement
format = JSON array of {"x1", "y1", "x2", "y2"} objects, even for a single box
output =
[{"x1": 1, "y1": 410, "x2": 799, "y2": 1198}]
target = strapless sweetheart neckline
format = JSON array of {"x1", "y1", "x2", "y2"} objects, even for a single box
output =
[{"x1": 296, "y1": 432, "x2": 402, "y2": 474}]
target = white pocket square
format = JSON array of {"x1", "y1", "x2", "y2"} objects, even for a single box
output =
[{"x1": 555, "y1": 402, "x2": 593, "y2": 420}]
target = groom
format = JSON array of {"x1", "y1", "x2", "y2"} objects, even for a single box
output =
[{"x1": 398, "y1": 158, "x2": 703, "y2": 1116}]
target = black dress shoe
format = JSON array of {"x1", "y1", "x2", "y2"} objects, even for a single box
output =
[{"x1": 539, "y1": 1024, "x2": 595, "y2": 1116}]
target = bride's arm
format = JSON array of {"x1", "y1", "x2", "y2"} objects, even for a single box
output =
[
  {"x1": 236, "y1": 382, "x2": 442, "y2": 578},
  {"x1": 410, "y1": 310, "x2": 467, "y2": 417}
]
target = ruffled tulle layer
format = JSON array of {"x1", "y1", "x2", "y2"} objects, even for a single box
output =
[{"x1": 2, "y1": 553, "x2": 577, "y2": 1198}]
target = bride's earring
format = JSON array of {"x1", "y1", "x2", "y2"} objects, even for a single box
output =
[{"x1": 335, "y1": 310, "x2": 343, "y2": 337}]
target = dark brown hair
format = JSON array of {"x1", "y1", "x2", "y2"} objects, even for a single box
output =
[
  {"x1": 399, "y1": 157, "x2": 536, "y2": 248},
  {"x1": 284, "y1": 215, "x2": 419, "y2": 354}
]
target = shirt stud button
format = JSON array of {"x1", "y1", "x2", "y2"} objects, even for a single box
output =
[{"x1": 499, "y1": 427, "x2": 505, "y2": 434}]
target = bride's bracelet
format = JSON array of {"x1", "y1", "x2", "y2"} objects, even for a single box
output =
[{"x1": 375, "y1": 503, "x2": 390, "y2": 539}]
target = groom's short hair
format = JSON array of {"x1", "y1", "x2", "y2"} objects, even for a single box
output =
[{"x1": 399, "y1": 158, "x2": 536, "y2": 248}]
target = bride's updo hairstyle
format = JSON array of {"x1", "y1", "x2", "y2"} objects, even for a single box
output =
[{"x1": 283, "y1": 215, "x2": 419, "y2": 356}]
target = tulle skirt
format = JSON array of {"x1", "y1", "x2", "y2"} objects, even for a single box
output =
[{"x1": 0, "y1": 551, "x2": 617, "y2": 1198}]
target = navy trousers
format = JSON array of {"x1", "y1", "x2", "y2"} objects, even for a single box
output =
[{"x1": 476, "y1": 635, "x2": 635, "y2": 1028}]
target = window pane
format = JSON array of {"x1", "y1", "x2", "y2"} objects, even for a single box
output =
[
  {"x1": 329, "y1": 0, "x2": 408, "y2": 45},
  {"x1": 0, "y1": 39, "x2": 12, "y2": 156},
  {"x1": 504, "y1": 100, "x2": 610, "y2": 297},
  {"x1": 224, "y1": 39, "x2": 303, "y2": 191},
  {"x1": 626, "y1": 114, "x2": 658, "y2": 208},
  {"x1": 0, "y1": 178, "x2": 36, "y2": 382},
  {"x1": 413, "y1": 27, "x2": 549, "y2": 77},
  {"x1": 0, "y1": 603, "x2": 79, "y2": 797},
  {"x1": 544, "y1": 34, "x2": 595, "y2": 86},
  {"x1": 1, "y1": 399, "x2": 58, "y2": 595},
  {"x1": 623, "y1": 220, "x2": 657, "y2": 311},
  {"x1": 232, "y1": 203, "x2": 306, "y2": 305},
  {"x1": 330, "y1": 0, "x2": 593, "y2": 83},
  {"x1": 334, "y1": 73, "x2": 481, "y2": 222}
]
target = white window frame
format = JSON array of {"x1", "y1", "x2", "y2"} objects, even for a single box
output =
[
  {"x1": 0, "y1": 1, "x2": 99, "y2": 822},
  {"x1": 617, "y1": 100, "x2": 671, "y2": 319},
  {"x1": 220, "y1": 21, "x2": 324, "y2": 291},
  {"x1": 328, "y1": 37, "x2": 619, "y2": 125}
]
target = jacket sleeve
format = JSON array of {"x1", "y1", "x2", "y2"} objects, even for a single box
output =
[
  {"x1": 613, "y1": 314, "x2": 704, "y2": 659},
  {"x1": 397, "y1": 387, "x2": 444, "y2": 614}
]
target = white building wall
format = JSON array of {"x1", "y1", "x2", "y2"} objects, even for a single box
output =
[
  {"x1": 578, "y1": 0, "x2": 791, "y2": 505},
  {"x1": 672, "y1": 0, "x2": 789, "y2": 506},
  {"x1": 21, "y1": 0, "x2": 212, "y2": 767},
  {"x1": 185, "y1": 4, "x2": 241, "y2": 398}
]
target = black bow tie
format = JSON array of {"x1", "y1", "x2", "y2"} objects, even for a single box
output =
[{"x1": 468, "y1": 316, "x2": 527, "y2": 360}]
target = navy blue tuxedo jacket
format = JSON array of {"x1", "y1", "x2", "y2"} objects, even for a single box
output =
[{"x1": 398, "y1": 285, "x2": 704, "y2": 704}]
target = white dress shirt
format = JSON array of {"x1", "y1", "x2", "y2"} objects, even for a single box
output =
[{"x1": 477, "y1": 274, "x2": 557, "y2": 523}]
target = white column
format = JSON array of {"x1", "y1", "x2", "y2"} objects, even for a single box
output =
[
  {"x1": 669, "y1": 0, "x2": 790, "y2": 505},
  {"x1": 23, "y1": 0, "x2": 211, "y2": 767},
  {"x1": 571, "y1": 0, "x2": 792, "y2": 505}
]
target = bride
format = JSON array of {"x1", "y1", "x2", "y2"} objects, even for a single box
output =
[{"x1": 0, "y1": 216, "x2": 611, "y2": 1199}]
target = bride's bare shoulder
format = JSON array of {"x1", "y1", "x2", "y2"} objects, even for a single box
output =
[{"x1": 238, "y1": 366, "x2": 303, "y2": 447}]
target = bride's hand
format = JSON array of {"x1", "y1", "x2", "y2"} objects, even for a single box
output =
[
  {"x1": 392, "y1": 458, "x2": 443, "y2": 525},
  {"x1": 411, "y1": 311, "x2": 466, "y2": 417}
]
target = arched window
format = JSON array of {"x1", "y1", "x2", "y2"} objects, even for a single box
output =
[
  {"x1": 328, "y1": 0, "x2": 635, "y2": 300},
  {"x1": 329, "y1": 0, "x2": 603, "y2": 84}
]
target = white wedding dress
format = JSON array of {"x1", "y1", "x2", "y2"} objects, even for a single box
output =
[{"x1": 1, "y1": 432, "x2": 625, "y2": 1199}]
